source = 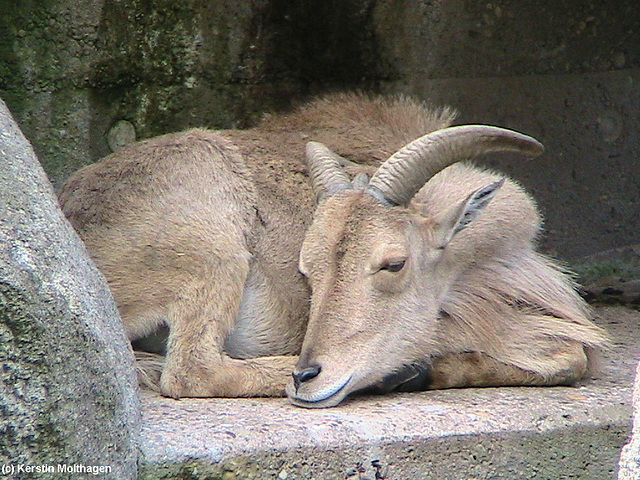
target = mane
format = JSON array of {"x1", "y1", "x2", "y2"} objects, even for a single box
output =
[
  {"x1": 439, "y1": 249, "x2": 609, "y2": 376},
  {"x1": 258, "y1": 92, "x2": 458, "y2": 165}
]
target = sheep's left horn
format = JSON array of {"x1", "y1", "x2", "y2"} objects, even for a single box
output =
[
  {"x1": 305, "y1": 141, "x2": 352, "y2": 201},
  {"x1": 367, "y1": 125, "x2": 544, "y2": 206}
]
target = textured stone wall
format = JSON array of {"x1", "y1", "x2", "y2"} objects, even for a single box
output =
[
  {"x1": 372, "y1": 0, "x2": 640, "y2": 259},
  {"x1": 0, "y1": 0, "x2": 378, "y2": 188},
  {"x1": 619, "y1": 358, "x2": 640, "y2": 479},
  {"x1": 0, "y1": 0, "x2": 638, "y2": 258},
  {"x1": 0, "y1": 99, "x2": 140, "y2": 479}
]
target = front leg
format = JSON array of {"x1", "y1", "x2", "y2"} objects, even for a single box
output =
[
  {"x1": 195, "y1": 354, "x2": 298, "y2": 397},
  {"x1": 427, "y1": 342, "x2": 588, "y2": 389},
  {"x1": 366, "y1": 342, "x2": 590, "y2": 394},
  {"x1": 137, "y1": 351, "x2": 298, "y2": 398}
]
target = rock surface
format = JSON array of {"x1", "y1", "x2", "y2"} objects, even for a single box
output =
[
  {"x1": 575, "y1": 244, "x2": 640, "y2": 308},
  {"x1": 139, "y1": 306, "x2": 635, "y2": 479},
  {"x1": 1, "y1": 1, "x2": 639, "y2": 261},
  {"x1": 0, "y1": 99, "x2": 140, "y2": 479},
  {"x1": 619, "y1": 358, "x2": 640, "y2": 480}
]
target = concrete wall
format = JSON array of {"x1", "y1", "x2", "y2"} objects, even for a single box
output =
[
  {"x1": 1, "y1": 0, "x2": 638, "y2": 259},
  {"x1": 373, "y1": 0, "x2": 640, "y2": 260}
]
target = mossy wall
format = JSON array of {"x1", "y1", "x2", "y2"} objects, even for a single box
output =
[
  {"x1": 1, "y1": 0, "x2": 639, "y2": 258},
  {"x1": 0, "y1": 0, "x2": 379, "y2": 188}
]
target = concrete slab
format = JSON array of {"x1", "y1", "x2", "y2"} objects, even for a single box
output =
[{"x1": 138, "y1": 306, "x2": 638, "y2": 480}]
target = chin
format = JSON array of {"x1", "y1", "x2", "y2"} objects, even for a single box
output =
[{"x1": 286, "y1": 374, "x2": 355, "y2": 408}]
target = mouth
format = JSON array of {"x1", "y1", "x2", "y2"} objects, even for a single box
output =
[
  {"x1": 287, "y1": 375, "x2": 353, "y2": 408},
  {"x1": 357, "y1": 362, "x2": 433, "y2": 395}
]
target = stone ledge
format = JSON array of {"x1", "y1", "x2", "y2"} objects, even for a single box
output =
[{"x1": 138, "y1": 306, "x2": 636, "y2": 479}]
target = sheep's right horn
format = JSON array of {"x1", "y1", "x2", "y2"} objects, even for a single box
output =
[
  {"x1": 306, "y1": 141, "x2": 352, "y2": 201},
  {"x1": 367, "y1": 125, "x2": 544, "y2": 206}
]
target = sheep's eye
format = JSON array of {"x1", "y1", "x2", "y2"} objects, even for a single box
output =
[{"x1": 380, "y1": 259, "x2": 406, "y2": 273}]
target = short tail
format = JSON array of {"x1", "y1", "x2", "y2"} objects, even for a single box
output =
[{"x1": 134, "y1": 351, "x2": 165, "y2": 392}]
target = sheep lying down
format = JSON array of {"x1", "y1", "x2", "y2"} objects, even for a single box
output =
[{"x1": 59, "y1": 93, "x2": 610, "y2": 408}]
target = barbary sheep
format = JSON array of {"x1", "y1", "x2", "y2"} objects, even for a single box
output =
[{"x1": 59, "y1": 93, "x2": 609, "y2": 408}]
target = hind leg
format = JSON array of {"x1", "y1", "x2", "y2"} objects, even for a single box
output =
[
  {"x1": 427, "y1": 342, "x2": 588, "y2": 389},
  {"x1": 159, "y1": 250, "x2": 297, "y2": 399}
]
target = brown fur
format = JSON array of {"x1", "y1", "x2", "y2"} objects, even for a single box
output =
[
  {"x1": 58, "y1": 93, "x2": 609, "y2": 405},
  {"x1": 287, "y1": 162, "x2": 608, "y2": 407}
]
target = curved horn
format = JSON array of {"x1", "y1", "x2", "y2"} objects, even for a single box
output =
[
  {"x1": 306, "y1": 141, "x2": 352, "y2": 201},
  {"x1": 367, "y1": 125, "x2": 544, "y2": 206}
]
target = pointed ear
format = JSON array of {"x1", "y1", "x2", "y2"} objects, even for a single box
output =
[{"x1": 433, "y1": 179, "x2": 505, "y2": 247}]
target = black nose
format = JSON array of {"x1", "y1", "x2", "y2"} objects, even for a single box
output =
[{"x1": 292, "y1": 364, "x2": 321, "y2": 389}]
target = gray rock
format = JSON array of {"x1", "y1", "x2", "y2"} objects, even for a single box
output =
[
  {"x1": 573, "y1": 244, "x2": 640, "y2": 306},
  {"x1": 619, "y1": 359, "x2": 640, "y2": 479},
  {"x1": 0, "y1": 99, "x2": 140, "y2": 479}
]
